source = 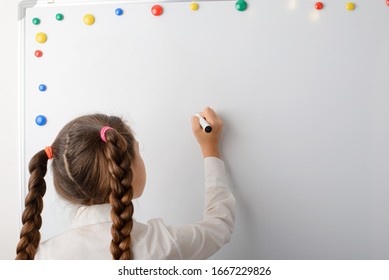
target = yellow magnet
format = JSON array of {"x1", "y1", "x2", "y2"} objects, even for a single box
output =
[
  {"x1": 83, "y1": 14, "x2": 95, "y2": 25},
  {"x1": 346, "y1": 2, "x2": 355, "y2": 11},
  {"x1": 190, "y1": 2, "x2": 199, "y2": 11},
  {"x1": 35, "y1": 32, "x2": 47, "y2": 44}
]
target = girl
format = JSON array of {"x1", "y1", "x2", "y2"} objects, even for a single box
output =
[{"x1": 15, "y1": 107, "x2": 235, "y2": 260}]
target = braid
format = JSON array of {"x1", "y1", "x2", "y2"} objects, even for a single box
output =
[
  {"x1": 16, "y1": 150, "x2": 48, "y2": 260},
  {"x1": 103, "y1": 129, "x2": 134, "y2": 260}
]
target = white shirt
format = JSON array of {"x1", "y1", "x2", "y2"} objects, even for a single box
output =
[{"x1": 36, "y1": 157, "x2": 236, "y2": 259}]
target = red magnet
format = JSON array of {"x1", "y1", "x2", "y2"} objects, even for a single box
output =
[
  {"x1": 151, "y1": 5, "x2": 163, "y2": 16},
  {"x1": 35, "y1": 50, "x2": 43, "y2": 57},
  {"x1": 387, "y1": 0, "x2": 389, "y2": 6},
  {"x1": 315, "y1": 2, "x2": 324, "y2": 10}
]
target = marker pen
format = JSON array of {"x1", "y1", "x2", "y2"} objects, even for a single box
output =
[{"x1": 194, "y1": 113, "x2": 212, "y2": 133}]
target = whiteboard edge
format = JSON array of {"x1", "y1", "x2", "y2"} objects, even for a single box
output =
[
  {"x1": 18, "y1": 4, "x2": 27, "y2": 230},
  {"x1": 18, "y1": 0, "x2": 37, "y2": 21},
  {"x1": 18, "y1": 0, "x2": 236, "y2": 11}
]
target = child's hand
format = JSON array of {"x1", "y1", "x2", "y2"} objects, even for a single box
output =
[{"x1": 191, "y1": 107, "x2": 223, "y2": 158}]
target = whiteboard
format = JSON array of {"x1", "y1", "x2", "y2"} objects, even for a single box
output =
[{"x1": 19, "y1": 0, "x2": 389, "y2": 259}]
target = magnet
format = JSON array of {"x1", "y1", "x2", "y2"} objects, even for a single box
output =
[
  {"x1": 346, "y1": 2, "x2": 355, "y2": 10},
  {"x1": 235, "y1": 0, "x2": 248, "y2": 11},
  {"x1": 35, "y1": 115, "x2": 47, "y2": 126},
  {"x1": 115, "y1": 8, "x2": 124, "y2": 16},
  {"x1": 35, "y1": 50, "x2": 43, "y2": 57},
  {"x1": 83, "y1": 14, "x2": 95, "y2": 25},
  {"x1": 151, "y1": 5, "x2": 163, "y2": 16},
  {"x1": 32, "y1": 18, "x2": 40, "y2": 25},
  {"x1": 56, "y1": 13, "x2": 64, "y2": 21},
  {"x1": 39, "y1": 84, "x2": 47, "y2": 92},
  {"x1": 36, "y1": 32, "x2": 47, "y2": 44},
  {"x1": 190, "y1": 3, "x2": 199, "y2": 11},
  {"x1": 315, "y1": 2, "x2": 324, "y2": 10}
]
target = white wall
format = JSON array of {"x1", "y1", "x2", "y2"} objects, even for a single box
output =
[{"x1": 0, "y1": 0, "x2": 21, "y2": 260}]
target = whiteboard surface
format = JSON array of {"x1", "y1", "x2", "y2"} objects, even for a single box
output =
[{"x1": 20, "y1": 0, "x2": 389, "y2": 259}]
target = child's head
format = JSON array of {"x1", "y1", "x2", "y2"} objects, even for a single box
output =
[{"x1": 16, "y1": 114, "x2": 146, "y2": 260}]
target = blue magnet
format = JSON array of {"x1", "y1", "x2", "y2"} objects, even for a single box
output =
[
  {"x1": 115, "y1": 8, "x2": 124, "y2": 16},
  {"x1": 35, "y1": 115, "x2": 47, "y2": 126},
  {"x1": 39, "y1": 84, "x2": 47, "y2": 92}
]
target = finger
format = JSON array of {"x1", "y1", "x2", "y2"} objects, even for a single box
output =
[
  {"x1": 203, "y1": 106, "x2": 215, "y2": 116},
  {"x1": 202, "y1": 107, "x2": 216, "y2": 123}
]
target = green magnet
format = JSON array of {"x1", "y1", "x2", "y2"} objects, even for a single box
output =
[
  {"x1": 235, "y1": 0, "x2": 248, "y2": 11},
  {"x1": 32, "y1": 18, "x2": 40, "y2": 25},
  {"x1": 56, "y1": 13, "x2": 64, "y2": 21}
]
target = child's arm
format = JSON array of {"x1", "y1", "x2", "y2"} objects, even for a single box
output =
[
  {"x1": 165, "y1": 107, "x2": 235, "y2": 259},
  {"x1": 135, "y1": 108, "x2": 235, "y2": 259},
  {"x1": 156, "y1": 156, "x2": 235, "y2": 259},
  {"x1": 191, "y1": 107, "x2": 223, "y2": 158}
]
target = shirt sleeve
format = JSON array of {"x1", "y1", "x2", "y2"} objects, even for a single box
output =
[{"x1": 161, "y1": 157, "x2": 236, "y2": 259}]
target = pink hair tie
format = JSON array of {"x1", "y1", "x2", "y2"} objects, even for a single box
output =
[{"x1": 100, "y1": 126, "x2": 113, "y2": 143}]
